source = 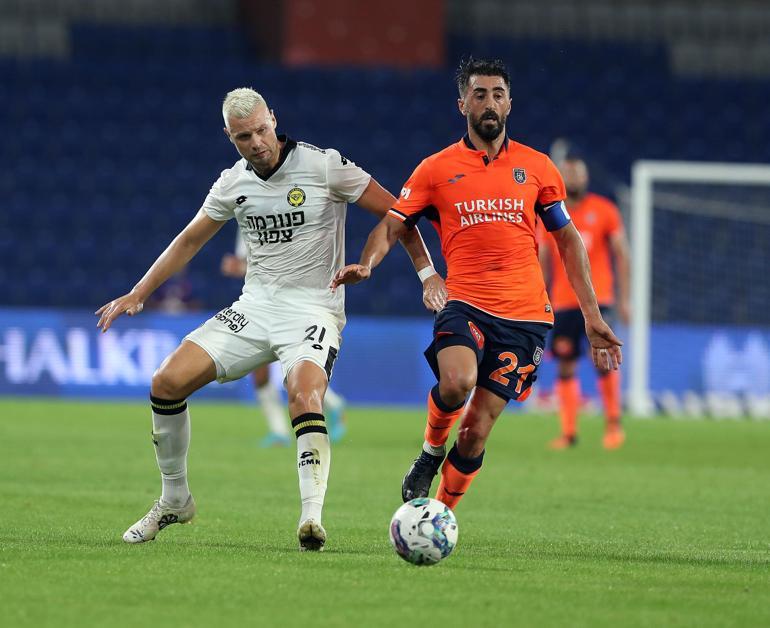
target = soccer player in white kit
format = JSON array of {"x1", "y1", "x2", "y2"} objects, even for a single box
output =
[
  {"x1": 221, "y1": 233, "x2": 348, "y2": 447},
  {"x1": 96, "y1": 88, "x2": 446, "y2": 550}
]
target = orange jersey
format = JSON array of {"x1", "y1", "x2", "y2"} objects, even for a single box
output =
[
  {"x1": 543, "y1": 193, "x2": 624, "y2": 310},
  {"x1": 390, "y1": 136, "x2": 567, "y2": 324}
]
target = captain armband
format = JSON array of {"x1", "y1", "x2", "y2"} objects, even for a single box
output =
[{"x1": 538, "y1": 200, "x2": 571, "y2": 232}]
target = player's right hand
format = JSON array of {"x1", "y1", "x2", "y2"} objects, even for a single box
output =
[
  {"x1": 422, "y1": 274, "x2": 447, "y2": 312},
  {"x1": 95, "y1": 293, "x2": 144, "y2": 333},
  {"x1": 330, "y1": 264, "x2": 371, "y2": 290}
]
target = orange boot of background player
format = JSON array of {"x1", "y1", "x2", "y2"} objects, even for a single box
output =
[{"x1": 549, "y1": 376, "x2": 580, "y2": 449}]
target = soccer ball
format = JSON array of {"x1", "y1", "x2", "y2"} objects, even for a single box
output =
[{"x1": 389, "y1": 498, "x2": 458, "y2": 565}]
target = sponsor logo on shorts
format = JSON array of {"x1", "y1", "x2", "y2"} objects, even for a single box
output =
[
  {"x1": 533, "y1": 347, "x2": 544, "y2": 365},
  {"x1": 214, "y1": 307, "x2": 249, "y2": 334},
  {"x1": 468, "y1": 321, "x2": 485, "y2": 350}
]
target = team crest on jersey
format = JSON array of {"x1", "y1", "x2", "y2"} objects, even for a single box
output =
[
  {"x1": 533, "y1": 347, "x2": 544, "y2": 365},
  {"x1": 287, "y1": 186, "x2": 306, "y2": 207},
  {"x1": 513, "y1": 168, "x2": 527, "y2": 184},
  {"x1": 467, "y1": 321, "x2": 485, "y2": 350}
]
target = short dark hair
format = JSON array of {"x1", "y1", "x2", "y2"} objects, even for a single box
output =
[{"x1": 455, "y1": 57, "x2": 511, "y2": 97}]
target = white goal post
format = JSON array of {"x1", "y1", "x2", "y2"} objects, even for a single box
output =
[{"x1": 629, "y1": 160, "x2": 770, "y2": 416}]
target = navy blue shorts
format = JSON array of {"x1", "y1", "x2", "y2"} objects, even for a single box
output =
[
  {"x1": 424, "y1": 301, "x2": 550, "y2": 403},
  {"x1": 549, "y1": 306, "x2": 613, "y2": 360}
]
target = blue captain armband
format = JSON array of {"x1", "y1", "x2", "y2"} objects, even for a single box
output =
[{"x1": 537, "y1": 200, "x2": 571, "y2": 231}]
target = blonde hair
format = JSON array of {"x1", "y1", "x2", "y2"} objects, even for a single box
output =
[{"x1": 222, "y1": 87, "x2": 267, "y2": 129}]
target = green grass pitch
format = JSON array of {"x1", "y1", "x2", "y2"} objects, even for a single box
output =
[{"x1": 0, "y1": 398, "x2": 768, "y2": 627}]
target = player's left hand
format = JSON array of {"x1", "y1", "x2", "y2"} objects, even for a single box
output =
[
  {"x1": 585, "y1": 317, "x2": 623, "y2": 370},
  {"x1": 330, "y1": 264, "x2": 371, "y2": 290},
  {"x1": 422, "y1": 274, "x2": 447, "y2": 312}
]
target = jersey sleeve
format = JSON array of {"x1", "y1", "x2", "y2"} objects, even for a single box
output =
[
  {"x1": 388, "y1": 159, "x2": 433, "y2": 227},
  {"x1": 535, "y1": 156, "x2": 570, "y2": 232},
  {"x1": 200, "y1": 169, "x2": 236, "y2": 222},
  {"x1": 325, "y1": 149, "x2": 372, "y2": 203}
]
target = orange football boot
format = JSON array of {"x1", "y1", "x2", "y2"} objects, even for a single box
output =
[
  {"x1": 548, "y1": 434, "x2": 577, "y2": 449},
  {"x1": 602, "y1": 426, "x2": 625, "y2": 450}
]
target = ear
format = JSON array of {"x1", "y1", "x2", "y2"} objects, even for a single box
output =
[
  {"x1": 457, "y1": 97, "x2": 466, "y2": 116},
  {"x1": 223, "y1": 126, "x2": 233, "y2": 142},
  {"x1": 270, "y1": 109, "x2": 277, "y2": 128}
]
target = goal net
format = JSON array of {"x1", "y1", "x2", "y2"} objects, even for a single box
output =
[{"x1": 629, "y1": 161, "x2": 770, "y2": 419}]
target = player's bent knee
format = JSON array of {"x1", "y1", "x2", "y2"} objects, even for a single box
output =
[
  {"x1": 151, "y1": 368, "x2": 187, "y2": 400},
  {"x1": 439, "y1": 372, "x2": 475, "y2": 405}
]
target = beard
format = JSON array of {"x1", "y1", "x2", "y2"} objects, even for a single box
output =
[
  {"x1": 470, "y1": 110, "x2": 506, "y2": 141},
  {"x1": 566, "y1": 184, "x2": 587, "y2": 198}
]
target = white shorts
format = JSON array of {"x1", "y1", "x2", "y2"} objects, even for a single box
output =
[{"x1": 185, "y1": 293, "x2": 343, "y2": 384}]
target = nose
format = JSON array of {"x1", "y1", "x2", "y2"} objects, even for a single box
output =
[{"x1": 250, "y1": 135, "x2": 264, "y2": 150}]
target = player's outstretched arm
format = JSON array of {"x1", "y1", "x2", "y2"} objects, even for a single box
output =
[
  {"x1": 330, "y1": 214, "x2": 407, "y2": 290},
  {"x1": 551, "y1": 222, "x2": 623, "y2": 370},
  {"x1": 353, "y1": 178, "x2": 447, "y2": 310},
  {"x1": 96, "y1": 210, "x2": 225, "y2": 332}
]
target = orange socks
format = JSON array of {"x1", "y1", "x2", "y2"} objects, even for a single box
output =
[
  {"x1": 555, "y1": 376, "x2": 580, "y2": 438},
  {"x1": 424, "y1": 385, "x2": 465, "y2": 449},
  {"x1": 597, "y1": 370, "x2": 621, "y2": 426},
  {"x1": 436, "y1": 444, "x2": 484, "y2": 509}
]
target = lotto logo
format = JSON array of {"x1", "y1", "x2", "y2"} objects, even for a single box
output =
[
  {"x1": 298, "y1": 450, "x2": 319, "y2": 467},
  {"x1": 400, "y1": 187, "x2": 412, "y2": 199}
]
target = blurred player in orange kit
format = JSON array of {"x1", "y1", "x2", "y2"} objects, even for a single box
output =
[
  {"x1": 332, "y1": 58, "x2": 622, "y2": 510},
  {"x1": 540, "y1": 157, "x2": 630, "y2": 450}
]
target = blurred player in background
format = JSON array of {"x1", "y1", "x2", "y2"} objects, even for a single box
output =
[
  {"x1": 539, "y1": 157, "x2": 630, "y2": 450},
  {"x1": 221, "y1": 238, "x2": 347, "y2": 446},
  {"x1": 332, "y1": 58, "x2": 622, "y2": 510},
  {"x1": 96, "y1": 87, "x2": 440, "y2": 550}
]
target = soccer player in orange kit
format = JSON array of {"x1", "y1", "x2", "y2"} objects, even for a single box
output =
[
  {"x1": 331, "y1": 58, "x2": 622, "y2": 509},
  {"x1": 540, "y1": 157, "x2": 630, "y2": 450}
]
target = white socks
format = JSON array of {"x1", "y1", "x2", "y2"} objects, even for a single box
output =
[
  {"x1": 257, "y1": 381, "x2": 290, "y2": 437},
  {"x1": 150, "y1": 396, "x2": 191, "y2": 508},
  {"x1": 423, "y1": 441, "x2": 446, "y2": 458},
  {"x1": 291, "y1": 413, "x2": 330, "y2": 524}
]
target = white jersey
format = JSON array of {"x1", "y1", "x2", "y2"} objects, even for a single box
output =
[{"x1": 202, "y1": 136, "x2": 371, "y2": 321}]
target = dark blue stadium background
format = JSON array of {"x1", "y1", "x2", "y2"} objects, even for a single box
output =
[{"x1": 2, "y1": 25, "x2": 769, "y2": 318}]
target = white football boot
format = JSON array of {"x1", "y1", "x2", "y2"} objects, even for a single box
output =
[
  {"x1": 297, "y1": 519, "x2": 326, "y2": 551},
  {"x1": 122, "y1": 495, "x2": 196, "y2": 544}
]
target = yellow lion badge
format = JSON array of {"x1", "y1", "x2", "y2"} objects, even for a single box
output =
[{"x1": 287, "y1": 186, "x2": 306, "y2": 207}]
